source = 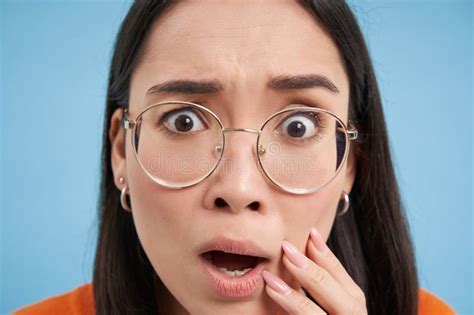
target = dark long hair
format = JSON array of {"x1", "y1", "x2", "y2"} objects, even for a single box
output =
[{"x1": 93, "y1": 1, "x2": 419, "y2": 314}]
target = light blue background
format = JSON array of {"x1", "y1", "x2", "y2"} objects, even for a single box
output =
[{"x1": 1, "y1": 0, "x2": 472, "y2": 314}]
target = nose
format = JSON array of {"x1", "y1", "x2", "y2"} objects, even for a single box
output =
[{"x1": 203, "y1": 130, "x2": 269, "y2": 213}]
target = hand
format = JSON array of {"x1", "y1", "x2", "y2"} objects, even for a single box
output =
[{"x1": 262, "y1": 227, "x2": 368, "y2": 315}]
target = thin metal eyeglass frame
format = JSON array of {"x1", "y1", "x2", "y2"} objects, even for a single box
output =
[{"x1": 121, "y1": 100, "x2": 358, "y2": 195}]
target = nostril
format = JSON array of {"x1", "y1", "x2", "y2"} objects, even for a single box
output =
[
  {"x1": 215, "y1": 197, "x2": 228, "y2": 208},
  {"x1": 214, "y1": 198, "x2": 260, "y2": 211},
  {"x1": 248, "y1": 201, "x2": 260, "y2": 211}
]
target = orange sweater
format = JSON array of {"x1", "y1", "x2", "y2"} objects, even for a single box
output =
[{"x1": 11, "y1": 283, "x2": 456, "y2": 315}]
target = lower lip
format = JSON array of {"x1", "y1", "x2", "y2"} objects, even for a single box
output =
[{"x1": 198, "y1": 255, "x2": 268, "y2": 298}]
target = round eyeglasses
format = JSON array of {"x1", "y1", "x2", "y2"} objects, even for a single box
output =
[{"x1": 121, "y1": 101, "x2": 358, "y2": 195}]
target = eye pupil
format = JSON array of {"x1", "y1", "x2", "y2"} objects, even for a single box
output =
[
  {"x1": 175, "y1": 115, "x2": 193, "y2": 132},
  {"x1": 287, "y1": 121, "x2": 306, "y2": 138}
]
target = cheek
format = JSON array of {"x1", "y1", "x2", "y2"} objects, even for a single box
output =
[
  {"x1": 281, "y1": 169, "x2": 344, "y2": 242},
  {"x1": 126, "y1": 157, "x2": 211, "y2": 312},
  {"x1": 125, "y1": 135, "x2": 191, "y2": 226},
  {"x1": 126, "y1": 154, "x2": 194, "y2": 262}
]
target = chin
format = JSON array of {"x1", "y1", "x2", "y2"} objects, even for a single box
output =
[{"x1": 188, "y1": 296, "x2": 280, "y2": 315}]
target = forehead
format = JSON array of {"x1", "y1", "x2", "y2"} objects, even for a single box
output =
[{"x1": 130, "y1": 0, "x2": 349, "y2": 117}]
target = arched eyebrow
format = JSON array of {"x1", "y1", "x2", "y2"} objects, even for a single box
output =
[
  {"x1": 267, "y1": 74, "x2": 339, "y2": 93},
  {"x1": 146, "y1": 73, "x2": 340, "y2": 96}
]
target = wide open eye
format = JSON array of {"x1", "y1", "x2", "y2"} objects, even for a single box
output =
[
  {"x1": 160, "y1": 106, "x2": 208, "y2": 134},
  {"x1": 274, "y1": 111, "x2": 323, "y2": 142}
]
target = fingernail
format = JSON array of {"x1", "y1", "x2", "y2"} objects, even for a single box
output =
[
  {"x1": 310, "y1": 227, "x2": 328, "y2": 253},
  {"x1": 282, "y1": 240, "x2": 308, "y2": 268},
  {"x1": 262, "y1": 270, "x2": 292, "y2": 295}
]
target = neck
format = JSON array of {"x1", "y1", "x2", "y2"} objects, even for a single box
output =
[{"x1": 153, "y1": 275, "x2": 189, "y2": 315}]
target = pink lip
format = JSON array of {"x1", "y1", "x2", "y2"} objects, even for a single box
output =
[
  {"x1": 198, "y1": 254, "x2": 269, "y2": 298},
  {"x1": 197, "y1": 236, "x2": 272, "y2": 259},
  {"x1": 197, "y1": 236, "x2": 272, "y2": 298}
]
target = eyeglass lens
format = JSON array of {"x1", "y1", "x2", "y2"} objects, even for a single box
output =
[{"x1": 132, "y1": 103, "x2": 347, "y2": 191}]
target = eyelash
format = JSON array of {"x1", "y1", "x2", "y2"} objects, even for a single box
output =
[
  {"x1": 157, "y1": 108, "x2": 326, "y2": 148},
  {"x1": 275, "y1": 110, "x2": 327, "y2": 144},
  {"x1": 156, "y1": 105, "x2": 208, "y2": 139}
]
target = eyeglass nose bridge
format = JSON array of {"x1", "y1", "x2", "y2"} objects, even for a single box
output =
[
  {"x1": 215, "y1": 128, "x2": 267, "y2": 156},
  {"x1": 222, "y1": 127, "x2": 260, "y2": 134}
]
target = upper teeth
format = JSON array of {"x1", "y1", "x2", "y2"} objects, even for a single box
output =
[{"x1": 218, "y1": 267, "x2": 253, "y2": 277}]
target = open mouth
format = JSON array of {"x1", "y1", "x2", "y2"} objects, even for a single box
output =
[{"x1": 201, "y1": 250, "x2": 267, "y2": 277}]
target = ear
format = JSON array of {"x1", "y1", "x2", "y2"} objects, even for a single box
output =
[
  {"x1": 109, "y1": 107, "x2": 128, "y2": 190},
  {"x1": 342, "y1": 146, "x2": 357, "y2": 194}
]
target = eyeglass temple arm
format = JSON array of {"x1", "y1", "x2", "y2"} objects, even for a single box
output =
[
  {"x1": 347, "y1": 128, "x2": 358, "y2": 140},
  {"x1": 342, "y1": 122, "x2": 358, "y2": 140},
  {"x1": 122, "y1": 108, "x2": 135, "y2": 130}
]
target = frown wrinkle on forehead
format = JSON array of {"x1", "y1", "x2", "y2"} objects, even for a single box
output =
[{"x1": 130, "y1": 0, "x2": 349, "y2": 117}]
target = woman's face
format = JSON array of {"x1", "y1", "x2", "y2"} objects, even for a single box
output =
[{"x1": 110, "y1": 1, "x2": 356, "y2": 314}]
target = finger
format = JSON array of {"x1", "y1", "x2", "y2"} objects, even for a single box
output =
[
  {"x1": 297, "y1": 287, "x2": 306, "y2": 295},
  {"x1": 308, "y1": 227, "x2": 367, "y2": 303},
  {"x1": 282, "y1": 240, "x2": 363, "y2": 314},
  {"x1": 262, "y1": 270, "x2": 327, "y2": 315}
]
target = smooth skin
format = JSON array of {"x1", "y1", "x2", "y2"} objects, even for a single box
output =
[{"x1": 108, "y1": 1, "x2": 366, "y2": 314}]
